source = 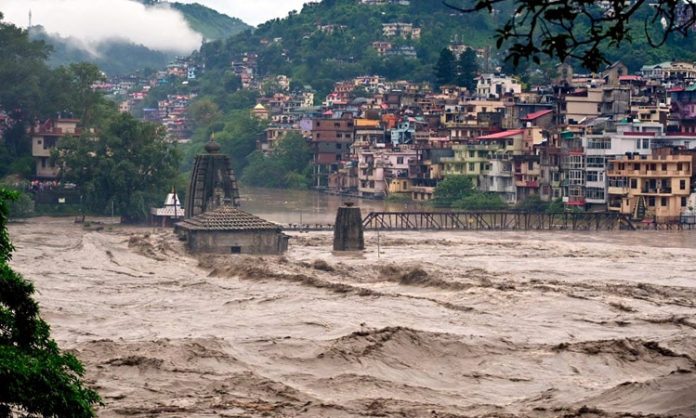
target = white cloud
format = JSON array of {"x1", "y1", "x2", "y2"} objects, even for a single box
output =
[
  {"x1": 1, "y1": 0, "x2": 202, "y2": 54},
  {"x1": 174, "y1": 0, "x2": 310, "y2": 26}
]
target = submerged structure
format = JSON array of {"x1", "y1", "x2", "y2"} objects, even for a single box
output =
[
  {"x1": 333, "y1": 203, "x2": 365, "y2": 251},
  {"x1": 185, "y1": 136, "x2": 240, "y2": 219},
  {"x1": 150, "y1": 190, "x2": 185, "y2": 227},
  {"x1": 177, "y1": 135, "x2": 287, "y2": 255},
  {"x1": 176, "y1": 202, "x2": 289, "y2": 254}
]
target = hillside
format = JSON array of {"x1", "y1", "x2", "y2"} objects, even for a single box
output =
[
  {"x1": 170, "y1": 2, "x2": 251, "y2": 41},
  {"x1": 196, "y1": 0, "x2": 696, "y2": 95},
  {"x1": 29, "y1": 1, "x2": 250, "y2": 76},
  {"x1": 28, "y1": 26, "x2": 173, "y2": 76},
  {"x1": 199, "y1": 0, "x2": 503, "y2": 94}
]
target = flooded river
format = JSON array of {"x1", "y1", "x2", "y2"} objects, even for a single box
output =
[
  {"x1": 239, "y1": 186, "x2": 430, "y2": 225},
  {"x1": 7, "y1": 188, "x2": 696, "y2": 417}
]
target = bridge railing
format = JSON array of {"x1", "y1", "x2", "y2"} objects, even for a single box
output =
[{"x1": 361, "y1": 211, "x2": 636, "y2": 231}]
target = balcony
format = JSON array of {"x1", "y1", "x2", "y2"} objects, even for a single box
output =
[
  {"x1": 515, "y1": 180, "x2": 539, "y2": 188},
  {"x1": 608, "y1": 186, "x2": 629, "y2": 195}
]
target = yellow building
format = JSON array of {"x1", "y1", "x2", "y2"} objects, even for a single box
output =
[{"x1": 607, "y1": 150, "x2": 693, "y2": 222}]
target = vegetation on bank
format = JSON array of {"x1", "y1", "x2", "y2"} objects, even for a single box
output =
[
  {"x1": 0, "y1": 189, "x2": 101, "y2": 416},
  {"x1": 432, "y1": 175, "x2": 570, "y2": 212},
  {"x1": 0, "y1": 14, "x2": 182, "y2": 222}
]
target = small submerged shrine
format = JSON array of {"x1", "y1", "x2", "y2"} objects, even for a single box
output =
[{"x1": 176, "y1": 136, "x2": 288, "y2": 255}]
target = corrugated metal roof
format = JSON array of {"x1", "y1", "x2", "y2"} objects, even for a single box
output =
[
  {"x1": 477, "y1": 129, "x2": 524, "y2": 140},
  {"x1": 177, "y1": 205, "x2": 281, "y2": 231},
  {"x1": 521, "y1": 109, "x2": 553, "y2": 121}
]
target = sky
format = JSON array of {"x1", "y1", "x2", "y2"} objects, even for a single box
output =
[
  {"x1": 0, "y1": 0, "x2": 310, "y2": 54},
  {"x1": 175, "y1": 0, "x2": 310, "y2": 26}
]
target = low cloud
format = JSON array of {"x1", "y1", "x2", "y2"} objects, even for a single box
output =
[{"x1": 1, "y1": 0, "x2": 202, "y2": 54}]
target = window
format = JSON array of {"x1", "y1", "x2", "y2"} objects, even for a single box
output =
[
  {"x1": 682, "y1": 197, "x2": 688, "y2": 207},
  {"x1": 336, "y1": 154, "x2": 341, "y2": 161},
  {"x1": 586, "y1": 171, "x2": 598, "y2": 182},
  {"x1": 630, "y1": 179, "x2": 637, "y2": 189},
  {"x1": 677, "y1": 163, "x2": 683, "y2": 171},
  {"x1": 662, "y1": 163, "x2": 667, "y2": 171},
  {"x1": 661, "y1": 197, "x2": 668, "y2": 207},
  {"x1": 397, "y1": 157, "x2": 404, "y2": 164},
  {"x1": 648, "y1": 197, "x2": 656, "y2": 207},
  {"x1": 468, "y1": 163, "x2": 475, "y2": 171},
  {"x1": 585, "y1": 187, "x2": 605, "y2": 200},
  {"x1": 587, "y1": 157, "x2": 605, "y2": 168},
  {"x1": 336, "y1": 144, "x2": 342, "y2": 149},
  {"x1": 681, "y1": 179, "x2": 686, "y2": 190},
  {"x1": 643, "y1": 139, "x2": 650, "y2": 149},
  {"x1": 230, "y1": 246, "x2": 241, "y2": 254}
]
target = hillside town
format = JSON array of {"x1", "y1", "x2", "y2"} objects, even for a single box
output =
[{"x1": 26, "y1": 56, "x2": 696, "y2": 225}]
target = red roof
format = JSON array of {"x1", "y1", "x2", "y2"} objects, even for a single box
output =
[
  {"x1": 477, "y1": 129, "x2": 524, "y2": 140},
  {"x1": 668, "y1": 87, "x2": 685, "y2": 93},
  {"x1": 619, "y1": 75, "x2": 642, "y2": 82},
  {"x1": 521, "y1": 109, "x2": 553, "y2": 121}
]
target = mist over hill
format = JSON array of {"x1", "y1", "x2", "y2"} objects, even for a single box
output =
[{"x1": 25, "y1": 1, "x2": 250, "y2": 76}]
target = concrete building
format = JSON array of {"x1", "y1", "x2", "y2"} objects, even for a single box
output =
[
  {"x1": 310, "y1": 116, "x2": 355, "y2": 188},
  {"x1": 31, "y1": 119, "x2": 80, "y2": 179},
  {"x1": 607, "y1": 150, "x2": 694, "y2": 222},
  {"x1": 476, "y1": 75, "x2": 522, "y2": 99}
]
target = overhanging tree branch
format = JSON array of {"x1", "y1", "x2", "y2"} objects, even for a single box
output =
[{"x1": 443, "y1": 0, "x2": 696, "y2": 71}]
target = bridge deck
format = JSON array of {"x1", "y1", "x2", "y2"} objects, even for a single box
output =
[{"x1": 361, "y1": 211, "x2": 636, "y2": 231}]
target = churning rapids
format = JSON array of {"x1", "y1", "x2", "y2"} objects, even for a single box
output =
[{"x1": 8, "y1": 216, "x2": 696, "y2": 417}]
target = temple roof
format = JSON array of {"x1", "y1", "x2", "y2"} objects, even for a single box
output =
[{"x1": 176, "y1": 204, "x2": 281, "y2": 231}]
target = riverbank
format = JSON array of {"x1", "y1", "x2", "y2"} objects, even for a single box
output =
[{"x1": 8, "y1": 218, "x2": 696, "y2": 417}]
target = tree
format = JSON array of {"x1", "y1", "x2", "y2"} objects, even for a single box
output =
[
  {"x1": 0, "y1": 189, "x2": 100, "y2": 417},
  {"x1": 56, "y1": 113, "x2": 181, "y2": 222},
  {"x1": 241, "y1": 132, "x2": 312, "y2": 189},
  {"x1": 188, "y1": 97, "x2": 222, "y2": 130},
  {"x1": 434, "y1": 48, "x2": 457, "y2": 88},
  {"x1": 453, "y1": 192, "x2": 507, "y2": 210},
  {"x1": 444, "y1": 0, "x2": 696, "y2": 71},
  {"x1": 215, "y1": 111, "x2": 268, "y2": 173},
  {"x1": 433, "y1": 175, "x2": 476, "y2": 207},
  {"x1": 456, "y1": 48, "x2": 478, "y2": 92}
]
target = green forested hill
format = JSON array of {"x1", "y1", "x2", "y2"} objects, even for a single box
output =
[
  {"x1": 197, "y1": 0, "x2": 696, "y2": 94},
  {"x1": 170, "y1": 2, "x2": 251, "y2": 41},
  {"x1": 28, "y1": 1, "x2": 250, "y2": 76},
  {"x1": 28, "y1": 26, "x2": 172, "y2": 76},
  {"x1": 199, "y1": 0, "x2": 502, "y2": 94}
]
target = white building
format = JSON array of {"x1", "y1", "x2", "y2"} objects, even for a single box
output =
[{"x1": 476, "y1": 74, "x2": 522, "y2": 99}]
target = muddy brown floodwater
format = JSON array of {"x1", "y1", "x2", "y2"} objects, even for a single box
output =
[{"x1": 8, "y1": 215, "x2": 696, "y2": 418}]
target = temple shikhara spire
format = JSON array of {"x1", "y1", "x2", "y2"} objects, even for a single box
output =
[{"x1": 184, "y1": 133, "x2": 241, "y2": 218}]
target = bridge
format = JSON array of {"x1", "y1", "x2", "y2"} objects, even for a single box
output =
[
  {"x1": 283, "y1": 211, "x2": 640, "y2": 232},
  {"x1": 360, "y1": 211, "x2": 637, "y2": 231}
]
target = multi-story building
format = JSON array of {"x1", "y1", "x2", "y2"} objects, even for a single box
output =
[
  {"x1": 443, "y1": 129, "x2": 526, "y2": 203},
  {"x1": 607, "y1": 149, "x2": 694, "y2": 221},
  {"x1": 31, "y1": 119, "x2": 81, "y2": 179},
  {"x1": 476, "y1": 74, "x2": 522, "y2": 99},
  {"x1": 309, "y1": 116, "x2": 355, "y2": 187},
  {"x1": 641, "y1": 61, "x2": 696, "y2": 84},
  {"x1": 382, "y1": 23, "x2": 421, "y2": 40}
]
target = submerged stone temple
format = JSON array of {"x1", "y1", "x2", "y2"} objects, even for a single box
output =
[
  {"x1": 176, "y1": 202, "x2": 289, "y2": 254},
  {"x1": 185, "y1": 135, "x2": 240, "y2": 218},
  {"x1": 176, "y1": 136, "x2": 288, "y2": 255}
]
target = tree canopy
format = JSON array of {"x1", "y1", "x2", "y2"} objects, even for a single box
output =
[
  {"x1": 241, "y1": 132, "x2": 313, "y2": 188},
  {"x1": 444, "y1": 0, "x2": 696, "y2": 71},
  {"x1": 0, "y1": 189, "x2": 100, "y2": 416},
  {"x1": 56, "y1": 113, "x2": 181, "y2": 222}
]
